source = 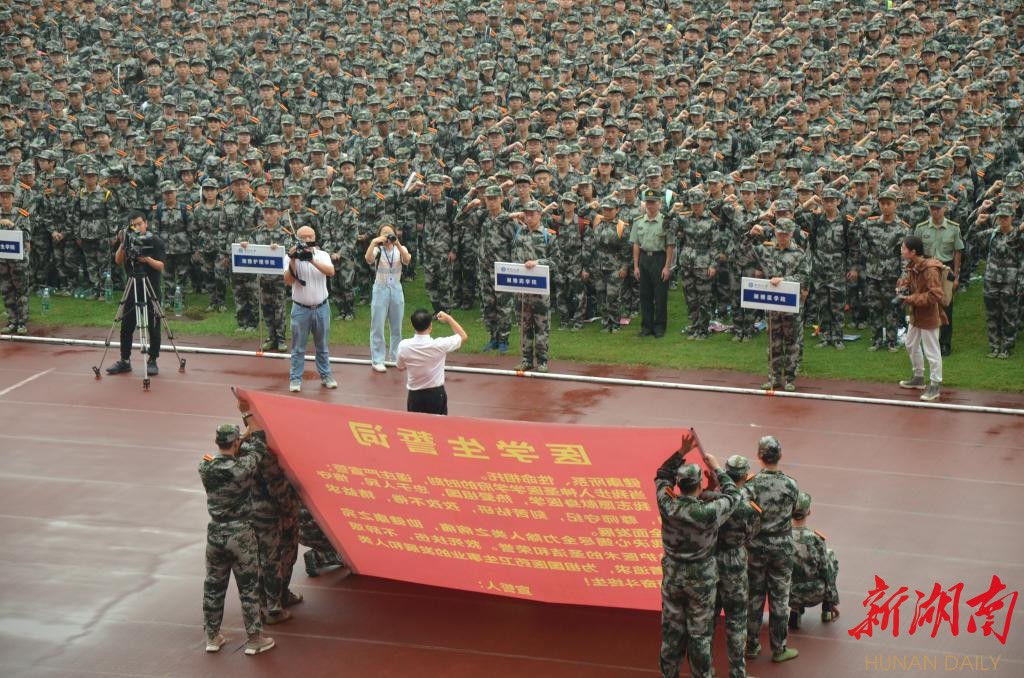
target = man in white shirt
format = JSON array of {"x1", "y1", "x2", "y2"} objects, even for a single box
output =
[
  {"x1": 395, "y1": 309, "x2": 468, "y2": 415},
  {"x1": 284, "y1": 226, "x2": 336, "y2": 393}
]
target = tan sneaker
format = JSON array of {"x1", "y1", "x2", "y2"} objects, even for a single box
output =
[
  {"x1": 244, "y1": 634, "x2": 275, "y2": 655},
  {"x1": 205, "y1": 633, "x2": 226, "y2": 652}
]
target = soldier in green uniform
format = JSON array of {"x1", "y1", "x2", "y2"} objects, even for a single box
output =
[
  {"x1": 974, "y1": 203, "x2": 1023, "y2": 357},
  {"x1": 655, "y1": 432, "x2": 740, "y2": 678},
  {"x1": 220, "y1": 173, "x2": 262, "y2": 330},
  {"x1": 246, "y1": 201, "x2": 288, "y2": 352},
  {"x1": 73, "y1": 164, "x2": 113, "y2": 299},
  {"x1": 857, "y1": 187, "x2": 911, "y2": 351},
  {"x1": 675, "y1": 188, "x2": 722, "y2": 340},
  {"x1": 745, "y1": 435, "x2": 800, "y2": 664},
  {"x1": 511, "y1": 201, "x2": 555, "y2": 372},
  {"x1": 592, "y1": 198, "x2": 631, "y2": 333},
  {"x1": 631, "y1": 189, "x2": 674, "y2": 338},
  {"x1": 710, "y1": 455, "x2": 762, "y2": 678},
  {"x1": 788, "y1": 492, "x2": 840, "y2": 630},
  {"x1": 199, "y1": 422, "x2": 274, "y2": 656},
  {"x1": 192, "y1": 179, "x2": 227, "y2": 313},
  {"x1": 751, "y1": 219, "x2": 808, "y2": 392},
  {"x1": 414, "y1": 174, "x2": 458, "y2": 313},
  {"x1": 0, "y1": 184, "x2": 30, "y2": 334},
  {"x1": 154, "y1": 181, "x2": 191, "y2": 299},
  {"x1": 321, "y1": 186, "x2": 360, "y2": 320}
]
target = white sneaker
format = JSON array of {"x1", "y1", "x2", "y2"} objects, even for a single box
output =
[
  {"x1": 321, "y1": 376, "x2": 338, "y2": 389},
  {"x1": 205, "y1": 633, "x2": 226, "y2": 652},
  {"x1": 289, "y1": 379, "x2": 301, "y2": 392},
  {"x1": 371, "y1": 363, "x2": 386, "y2": 373}
]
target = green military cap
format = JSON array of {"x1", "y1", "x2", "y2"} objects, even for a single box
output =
[
  {"x1": 1005, "y1": 171, "x2": 1023, "y2": 186},
  {"x1": 793, "y1": 491, "x2": 812, "y2": 518},
  {"x1": 559, "y1": 192, "x2": 578, "y2": 204},
  {"x1": 586, "y1": 127, "x2": 603, "y2": 137},
  {"x1": 879, "y1": 150, "x2": 898, "y2": 161},
  {"x1": 724, "y1": 455, "x2": 750, "y2": 480},
  {"x1": 372, "y1": 157, "x2": 390, "y2": 170},
  {"x1": 645, "y1": 165, "x2": 662, "y2": 177},
  {"x1": 215, "y1": 423, "x2": 240, "y2": 446},
  {"x1": 774, "y1": 218, "x2": 796, "y2": 233},
  {"x1": 574, "y1": 174, "x2": 592, "y2": 185},
  {"x1": 159, "y1": 180, "x2": 177, "y2": 192},
  {"x1": 330, "y1": 186, "x2": 349, "y2": 199},
  {"x1": 994, "y1": 203, "x2": 1015, "y2": 217},
  {"x1": 599, "y1": 197, "x2": 619, "y2": 209},
  {"x1": 879, "y1": 187, "x2": 902, "y2": 201},
  {"x1": 850, "y1": 172, "x2": 869, "y2": 184},
  {"x1": 598, "y1": 153, "x2": 615, "y2": 165},
  {"x1": 52, "y1": 168, "x2": 72, "y2": 180},
  {"x1": 426, "y1": 173, "x2": 444, "y2": 184},
  {"x1": 619, "y1": 178, "x2": 638, "y2": 190},
  {"x1": 285, "y1": 186, "x2": 305, "y2": 197},
  {"x1": 262, "y1": 199, "x2": 281, "y2": 211},
  {"x1": 80, "y1": 164, "x2": 100, "y2": 175},
  {"x1": 675, "y1": 463, "x2": 702, "y2": 489},
  {"x1": 642, "y1": 188, "x2": 661, "y2": 202},
  {"x1": 0, "y1": 184, "x2": 14, "y2": 194},
  {"x1": 952, "y1": 146, "x2": 970, "y2": 158},
  {"x1": 822, "y1": 188, "x2": 843, "y2": 200},
  {"x1": 532, "y1": 164, "x2": 552, "y2": 176},
  {"x1": 926, "y1": 168, "x2": 945, "y2": 180},
  {"x1": 688, "y1": 189, "x2": 707, "y2": 203},
  {"x1": 229, "y1": 171, "x2": 249, "y2": 183},
  {"x1": 706, "y1": 171, "x2": 725, "y2": 183},
  {"x1": 201, "y1": 178, "x2": 219, "y2": 189},
  {"x1": 738, "y1": 181, "x2": 757, "y2": 193},
  {"x1": 523, "y1": 201, "x2": 542, "y2": 212},
  {"x1": 927, "y1": 196, "x2": 947, "y2": 208},
  {"x1": 311, "y1": 170, "x2": 329, "y2": 181},
  {"x1": 483, "y1": 185, "x2": 503, "y2": 198}
]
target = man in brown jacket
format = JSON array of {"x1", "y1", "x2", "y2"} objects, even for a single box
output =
[{"x1": 896, "y1": 235, "x2": 947, "y2": 402}]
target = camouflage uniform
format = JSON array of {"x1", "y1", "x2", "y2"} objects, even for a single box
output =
[
  {"x1": 675, "y1": 194, "x2": 722, "y2": 339},
  {"x1": 745, "y1": 467, "x2": 800, "y2": 657},
  {"x1": 192, "y1": 197, "x2": 228, "y2": 310},
  {"x1": 35, "y1": 180, "x2": 76, "y2": 292},
  {"x1": 0, "y1": 203, "x2": 31, "y2": 332},
  {"x1": 299, "y1": 504, "x2": 344, "y2": 575},
  {"x1": 655, "y1": 453, "x2": 740, "y2": 678},
  {"x1": 248, "y1": 222, "x2": 289, "y2": 350},
  {"x1": 754, "y1": 225, "x2": 809, "y2": 389},
  {"x1": 460, "y1": 199, "x2": 516, "y2": 347},
  {"x1": 320, "y1": 198, "x2": 360, "y2": 319},
  {"x1": 219, "y1": 191, "x2": 263, "y2": 329},
  {"x1": 857, "y1": 211, "x2": 910, "y2": 350},
  {"x1": 511, "y1": 215, "x2": 556, "y2": 369},
  {"x1": 554, "y1": 208, "x2": 588, "y2": 329},
  {"x1": 591, "y1": 208, "x2": 631, "y2": 331},
  {"x1": 789, "y1": 526, "x2": 840, "y2": 620},
  {"x1": 976, "y1": 214, "x2": 1023, "y2": 356},
  {"x1": 414, "y1": 187, "x2": 458, "y2": 312},
  {"x1": 799, "y1": 208, "x2": 852, "y2": 346},
  {"x1": 73, "y1": 182, "x2": 114, "y2": 296},
  {"x1": 154, "y1": 198, "x2": 192, "y2": 298},
  {"x1": 198, "y1": 426, "x2": 264, "y2": 641}
]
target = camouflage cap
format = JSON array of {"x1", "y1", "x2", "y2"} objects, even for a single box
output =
[
  {"x1": 675, "y1": 463, "x2": 702, "y2": 489},
  {"x1": 724, "y1": 454, "x2": 750, "y2": 480},
  {"x1": 1005, "y1": 171, "x2": 1023, "y2": 186},
  {"x1": 229, "y1": 171, "x2": 249, "y2": 184},
  {"x1": 426, "y1": 173, "x2": 444, "y2": 184},
  {"x1": 757, "y1": 435, "x2": 782, "y2": 460},
  {"x1": 560, "y1": 192, "x2": 578, "y2": 204},
  {"x1": 201, "y1": 178, "x2": 219, "y2": 189},
  {"x1": 523, "y1": 200, "x2": 542, "y2": 212},
  {"x1": 599, "y1": 197, "x2": 619, "y2": 210},
  {"x1": 0, "y1": 184, "x2": 14, "y2": 194},
  {"x1": 483, "y1": 185, "x2": 503, "y2": 198},
  {"x1": 994, "y1": 203, "x2": 1014, "y2": 217},
  {"x1": 879, "y1": 187, "x2": 902, "y2": 201},
  {"x1": 822, "y1": 188, "x2": 843, "y2": 200},
  {"x1": 285, "y1": 186, "x2": 305, "y2": 197},
  {"x1": 793, "y1": 491, "x2": 812, "y2": 518},
  {"x1": 688, "y1": 189, "x2": 707, "y2": 203},
  {"x1": 215, "y1": 423, "x2": 240, "y2": 446},
  {"x1": 330, "y1": 186, "x2": 349, "y2": 200},
  {"x1": 773, "y1": 219, "x2": 796, "y2": 233}
]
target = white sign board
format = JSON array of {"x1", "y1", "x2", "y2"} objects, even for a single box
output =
[
  {"x1": 0, "y1": 229, "x2": 24, "y2": 260},
  {"x1": 494, "y1": 261, "x2": 550, "y2": 296},
  {"x1": 231, "y1": 243, "x2": 287, "y2": 275},
  {"x1": 740, "y1": 276, "x2": 801, "y2": 313}
]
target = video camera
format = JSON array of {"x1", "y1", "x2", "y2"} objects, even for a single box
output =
[
  {"x1": 125, "y1": 230, "x2": 156, "y2": 261},
  {"x1": 293, "y1": 239, "x2": 315, "y2": 261}
]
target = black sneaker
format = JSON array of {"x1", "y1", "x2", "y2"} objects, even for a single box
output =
[
  {"x1": 304, "y1": 550, "x2": 320, "y2": 577},
  {"x1": 146, "y1": 360, "x2": 159, "y2": 376},
  {"x1": 106, "y1": 360, "x2": 132, "y2": 375}
]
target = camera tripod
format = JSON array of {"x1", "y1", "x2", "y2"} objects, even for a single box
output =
[{"x1": 92, "y1": 271, "x2": 186, "y2": 390}]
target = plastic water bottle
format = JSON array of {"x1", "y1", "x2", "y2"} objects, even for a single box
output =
[
  {"x1": 103, "y1": 271, "x2": 113, "y2": 302},
  {"x1": 41, "y1": 287, "x2": 51, "y2": 314},
  {"x1": 173, "y1": 285, "x2": 184, "y2": 317}
]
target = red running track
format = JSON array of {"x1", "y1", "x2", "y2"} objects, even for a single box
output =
[{"x1": 0, "y1": 340, "x2": 1021, "y2": 678}]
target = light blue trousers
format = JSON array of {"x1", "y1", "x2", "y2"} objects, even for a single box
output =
[{"x1": 370, "y1": 282, "x2": 404, "y2": 364}]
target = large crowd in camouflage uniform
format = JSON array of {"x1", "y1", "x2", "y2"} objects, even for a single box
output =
[{"x1": 1, "y1": 0, "x2": 1023, "y2": 374}]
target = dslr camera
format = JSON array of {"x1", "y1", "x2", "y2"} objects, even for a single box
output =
[
  {"x1": 891, "y1": 286, "x2": 911, "y2": 309},
  {"x1": 293, "y1": 239, "x2": 315, "y2": 261},
  {"x1": 386, "y1": 234, "x2": 397, "y2": 243}
]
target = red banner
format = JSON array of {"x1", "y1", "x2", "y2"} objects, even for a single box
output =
[{"x1": 239, "y1": 389, "x2": 706, "y2": 611}]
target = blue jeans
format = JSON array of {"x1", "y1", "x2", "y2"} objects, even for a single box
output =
[
  {"x1": 370, "y1": 282, "x2": 404, "y2": 364},
  {"x1": 290, "y1": 301, "x2": 332, "y2": 381}
]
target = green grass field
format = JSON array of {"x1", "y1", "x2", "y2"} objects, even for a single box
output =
[{"x1": 12, "y1": 277, "x2": 1022, "y2": 393}]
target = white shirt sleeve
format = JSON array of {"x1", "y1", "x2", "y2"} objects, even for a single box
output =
[{"x1": 438, "y1": 334, "x2": 462, "y2": 352}]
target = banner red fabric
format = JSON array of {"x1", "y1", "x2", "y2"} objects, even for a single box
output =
[{"x1": 238, "y1": 389, "x2": 708, "y2": 611}]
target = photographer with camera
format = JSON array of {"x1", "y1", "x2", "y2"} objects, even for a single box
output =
[
  {"x1": 364, "y1": 225, "x2": 411, "y2": 372},
  {"x1": 896, "y1": 235, "x2": 947, "y2": 402},
  {"x1": 284, "y1": 225, "x2": 336, "y2": 393},
  {"x1": 105, "y1": 212, "x2": 166, "y2": 377}
]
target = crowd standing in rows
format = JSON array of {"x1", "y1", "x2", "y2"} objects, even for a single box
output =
[{"x1": 1, "y1": 0, "x2": 1023, "y2": 394}]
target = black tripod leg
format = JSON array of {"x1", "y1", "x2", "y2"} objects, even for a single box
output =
[
  {"x1": 92, "y1": 281, "x2": 135, "y2": 378},
  {"x1": 143, "y1": 276, "x2": 187, "y2": 372}
]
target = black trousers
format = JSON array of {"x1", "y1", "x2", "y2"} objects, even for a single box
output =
[
  {"x1": 407, "y1": 385, "x2": 448, "y2": 415},
  {"x1": 120, "y1": 279, "x2": 161, "y2": 362},
  {"x1": 639, "y1": 251, "x2": 668, "y2": 334}
]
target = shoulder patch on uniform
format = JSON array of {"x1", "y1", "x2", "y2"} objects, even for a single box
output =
[
  {"x1": 845, "y1": 214, "x2": 855, "y2": 222},
  {"x1": 203, "y1": 454, "x2": 214, "y2": 461},
  {"x1": 749, "y1": 500, "x2": 763, "y2": 514},
  {"x1": 814, "y1": 529, "x2": 827, "y2": 540}
]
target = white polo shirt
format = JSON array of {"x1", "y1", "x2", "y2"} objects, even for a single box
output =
[
  {"x1": 285, "y1": 249, "x2": 331, "y2": 307},
  {"x1": 395, "y1": 333, "x2": 462, "y2": 390}
]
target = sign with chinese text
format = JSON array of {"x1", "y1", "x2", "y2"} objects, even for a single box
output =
[
  {"x1": 0, "y1": 229, "x2": 24, "y2": 260},
  {"x1": 740, "y1": 276, "x2": 800, "y2": 313},
  {"x1": 494, "y1": 261, "x2": 550, "y2": 296},
  {"x1": 238, "y1": 390, "x2": 704, "y2": 611},
  {"x1": 231, "y1": 243, "x2": 286, "y2": 275}
]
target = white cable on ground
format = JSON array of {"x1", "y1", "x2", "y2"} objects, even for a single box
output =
[{"x1": 2, "y1": 333, "x2": 1021, "y2": 416}]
